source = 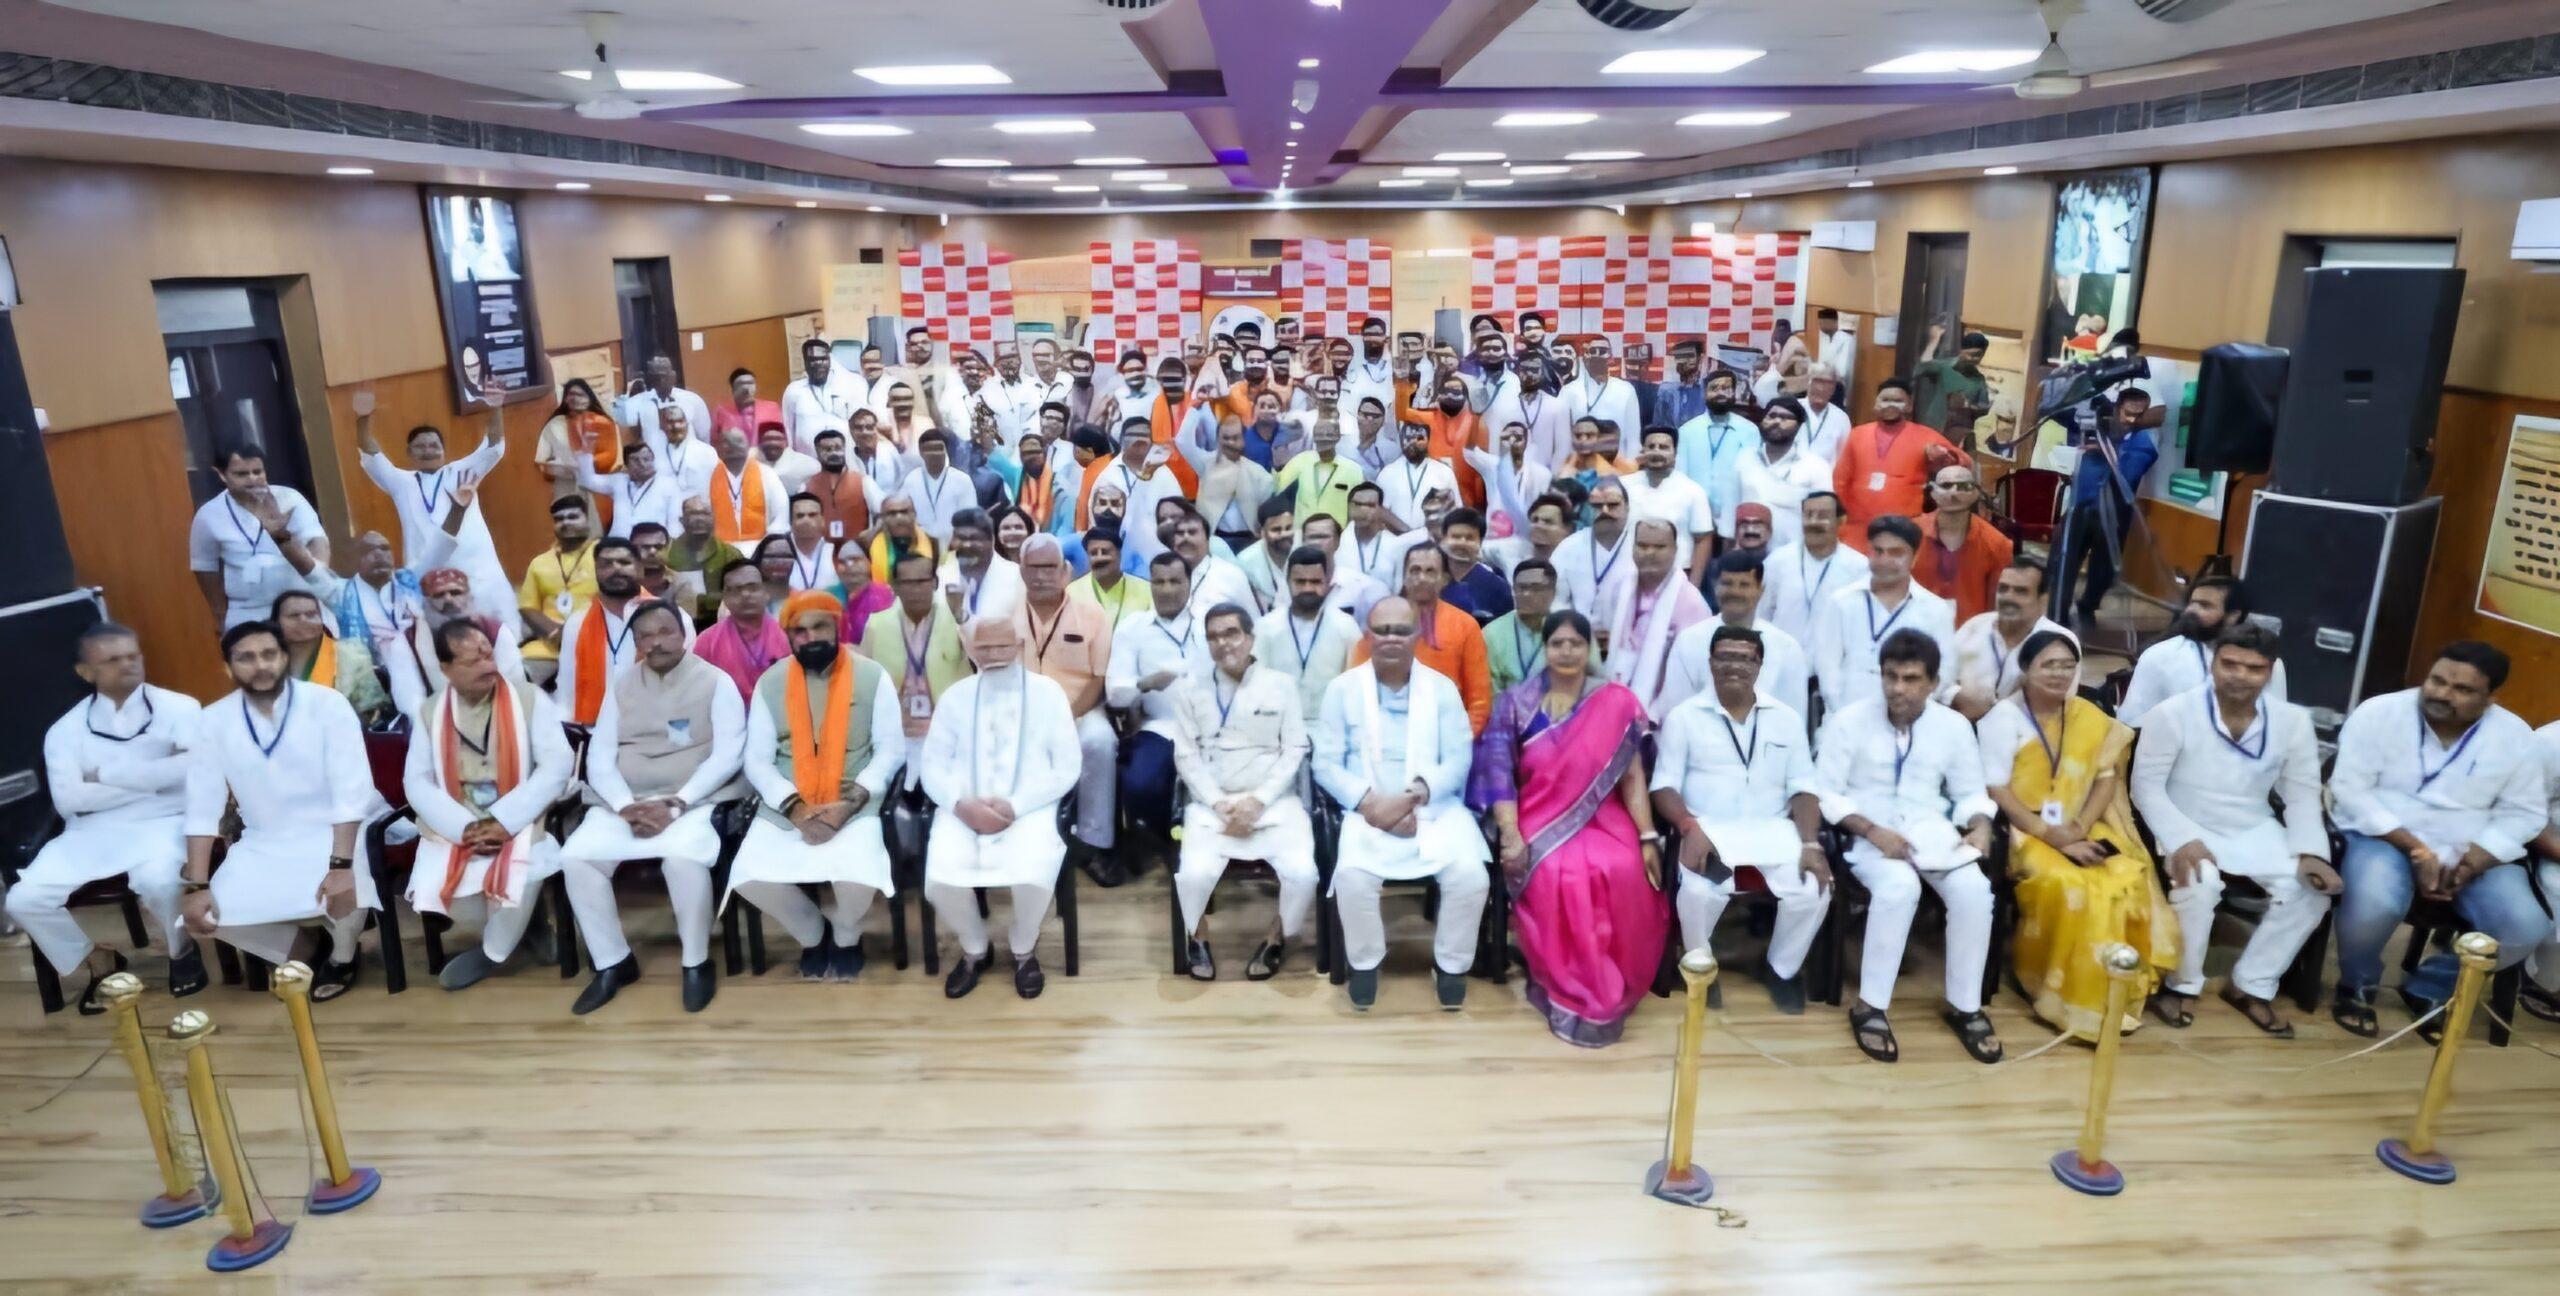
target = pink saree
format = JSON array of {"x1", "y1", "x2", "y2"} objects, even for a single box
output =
[{"x1": 1471, "y1": 677, "x2": 1667, "y2": 1047}]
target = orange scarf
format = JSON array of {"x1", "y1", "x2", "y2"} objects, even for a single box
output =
[
  {"x1": 711, "y1": 462, "x2": 769, "y2": 544},
  {"x1": 785, "y1": 648, "x2": 856, "y2": 806},
  {"x1": 571, "y1": 597, "x2": 655, "y2": 725},
  {"x1": 297, "y1": 634, "x2": 339, "y2": 691},
  {"x1": 1018, "y1": 464, "x2": 1055, "y2": 531},
  {"x1": 437, "y1": 682, "x2": 523, "y2": 909},
  {"x1": 570, "y1": 409, "x2": 620, "y2": 473}
]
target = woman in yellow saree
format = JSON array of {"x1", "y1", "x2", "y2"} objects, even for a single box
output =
[{"x1": 1977, "y1": 630, "x2": 2178, "y2": 1041}]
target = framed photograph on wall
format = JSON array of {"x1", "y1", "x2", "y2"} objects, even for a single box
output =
[
  {"x1": 2035, "y1": 167, "x2": 2155, "y2": 365},
  {"x1": 421, "y1": 187, "x2": 550, "y2": 408}
]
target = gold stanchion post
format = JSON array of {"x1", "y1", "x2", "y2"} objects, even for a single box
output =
[
  {"x1": 1645, "y1": 949, "x2": 1719, "y2": 1207},
  {"x1": 270, "y1": 961, "x2": 382, "y2": 1213},
  {"x1": 2050, "y1": 943, "x2": 2144, "y2": 1195},
  {"x1": 169, "y1": 1011, "x2": 292, "y2": 1272},
  {"x1": 100, "y1": 972, "x2": 218, "y2": 1228},
  {"x1": 2377, "y1": 931, "x2": 2499, "y2": 1184}
]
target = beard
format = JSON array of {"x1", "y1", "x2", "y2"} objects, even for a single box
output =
[
  {"x1": 2172, "y1": 608, "x2": 2216, "y2": 642},
  {"x1": 598, "y1": 574, "x2": 640, "y2": 598},
  {"x1": 792, "y1": 640, "x2": 840, "y2": 672}
]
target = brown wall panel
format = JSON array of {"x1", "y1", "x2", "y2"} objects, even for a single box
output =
[
  {"x1": 43, "y1": 412, "x2": 229, "y2": 699},
  {"x1": 683, "y1": 317, "x2": 793, "y2": 444}
]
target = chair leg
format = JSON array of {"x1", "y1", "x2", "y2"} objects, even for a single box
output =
[
  {"x1": 746, "y1": 905, "x2": 768, "y2": 976},
  {"x1": 1058, "y1": 855, "x2": 1080, "y2": 978},
  {"x1": 1315, "y1": 891, "x2": 1335, "y2": 977},
  {"x1": 215, "y1": 941, "x2": 244, "y2": 987},
  {"x1": 2399, "y1": 922, "x2": 2432, "y2": 975},
  {"x1": 2486, "y1": 967, "x2": 2519, "y2": 1048},
  {"x1": 376, "y1": 901, "x2": 409, "y2": 996},
  {"x1": 1168, "y1": 873, "x2": 1190, "y2": 976},
  {"x1": 33, "y1": 950, "x2": 65, "y2": 1015},
  {"x1": 2283, "y1": 908, "x2": 2332, "y2": 1015},
  {"x1": 120, "y1": 894, "x2": 151, "y2": 949},
  {"x1": 888, "y1": 892, "x2": 910, "y2": 972},
  {"x1": 245, "y1": 955, "x2": 272, "y2": 993},
  {"x1": 721, "y1": 903, "x2": 745, "y2": 977},
  {"x1": 422, "y1": 913, "x2": 451, "y2": 975},
  {"x1": 1329, "y1": 891, "x2": 1349, "y2": 987},
  {"x1": 921, "y1": 894, "x2": 941, "y2": 976},
  {"x1": 547, "y1": 876, "x2": 580, "y2": 979}
]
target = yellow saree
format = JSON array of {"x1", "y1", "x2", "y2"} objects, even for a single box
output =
[{"x1": 2004, "y1": 696, "x2": 2179, "y2": 1041}]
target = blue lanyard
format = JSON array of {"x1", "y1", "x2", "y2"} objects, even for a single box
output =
[
  {"x1": 223, "y1": 497, "x2": 266, "y2": 554},
  {"x1": 1511, "y1": 619, "x2": 1544, "y2": 678},
  {"x1": 1214, "y1": 675, "x2": 1241, "y2": 730},
  {"x1": 2415, "y1": 711, "x2": 2481, "y2": 791},
  {"x1": 2018, "y1": 694, "x2": 2065, "y2": 780},
  {"x1": 602, "y1": 605, "x2": 637, "y2": 659},
  {"x1": 628, "y1": 476, "x2": 658, "y2": 509},
  {"x1": 415, "y1": 468, "x2": 446, "y2": 519},
  {"x1": 794, "y1": 544, "x2": 827, "y2": 590},
  {"x1": 1864, "y1": 591, "x2": 1910, "y2": 645},
  {"x1": 243, "y1": 687, "x2": 294, "y2": 759},
  {"x1": 1719, "y1": 708, "x2": 1759, "y2": 769},
  {"x1": 1289, "y1": 614, "x2": 1321, "y2": 672},
  {"x1": 1593, "y1": 531, "x2": 1627, "y2": 588},
  {"x1": 1156, "y1": 617, "x2": 1193, "y2": 656},
  {"x1": 2202, "y1": 688, "x2": 2267, "y2": 761},
  {"x1": 1799, "y1": 550, "x2": 1835, "y2": 617}
]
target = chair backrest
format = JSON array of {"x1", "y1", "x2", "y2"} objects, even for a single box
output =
[
  {"x1": 363, "y1": 731, "x2": 410, "y2": 809},
  {"x1": 2004, "y1": 468, "x2": 2069, "y2": 525}
]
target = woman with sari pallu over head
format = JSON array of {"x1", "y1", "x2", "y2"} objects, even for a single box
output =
[
  {"x1": 1978, "y1": 629, "x2": 2178, "y2": 1041},
  {"x1": 1470, "y1": 610, "x2": 1668, "y2": 1047}
]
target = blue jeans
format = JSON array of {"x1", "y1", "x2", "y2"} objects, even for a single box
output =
[
  {"x1": 2333, "y1": 832, "x2": 2546, "y2": 1003},
  {"x1": 1119, "y1": 731, "x2": 1178, "y2": 836}
]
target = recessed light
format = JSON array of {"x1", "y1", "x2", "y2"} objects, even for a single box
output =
[
  {"x1": 1402, "y1": 166, "x2": 1460, "y2": 177},
  {"x1": 866, "y1": 205, "x2": 886, "y2": 212},
  {"x1": 1298, "y1": 58, "x2": 1320, "y2": 69},
  {"x1": 1004, "y1": 173, "x2": 1062, "y2": 183},
  {"x1": 1496, "y1": 112, "x2": 1596, "y2": 128},
  {"x1": 1679, "y1": 111, "x2": 1791, "y2": 127},
  {"x1": 561, "y1": 69, "x2": 742, "y2": 91},
  {"x1": 995, "y1": 119, "x2": 1095, "y2": 135},
  {"x1": 1733, "y1": 191, "x2": 1753, "y2": 198},
  {"x1": 1466, "y1": 178, "x2": 1514, "y2": 188},
  {"x1": 800, "y1": 123, "x2": 912, "y2": 137},
  {"x1": 1110, "y1": 170, "x2": 1168, "y2": 181},
  {"x1": 1983, "y1": 165, "x2": 2020, "y2": 175},
  {"x1": 325, "y1": 166, "x2": 373, "y2": 177},
  {"x1": 1600, "y1": 49, "x2": 1767, "y2": 76},
  {"x1": 1865, "y1": 50, "x2": 2040, "y2": 75},
  {"x1": 1054, "y1": 184, "x2": 1100, "y2": 193},
  {"x1": 1435, "y1": 151, "x2": 1505, "y2": 162},
  {"x1": 704, "y1": 193, "x2": 732, "y2": 202},
  {"x1": 1511, "y1": 165, "x2": 1570, "y2": 176},
  {"x1": 1847, "y1": 179, "x2": 1875, "y2": 188},
  {"x1": 1378, "y1": 178, "x2": 1427, "y2": 188},
  {"x1": 1311, "y1": 0, "x2": 1342, "y2": 8},
  {"x1": 554, "y1": 181, "x2": 590, "y2": 190},
  {"x1": 1290, "y1": 121, "x2": 1305, "y2": 132},
  {"x1": 1140, "y1": 183, "x2": 1189, "y2": 192},
  {"x1": 855, "y1": 64, "x2": 1010, "y2": 86},
  {"x1": 1567, "y1": 150, "x2": 1644, "y2": 161},
  {"x1": 935, "y1": 157, "x2": 1008, "y2": 168},
  {"x1": 1074, "y1": 157, "x2": 1147, "y2": 167},
  {"x1": 794, "y1": 200, "x2": 818, "y2": 208},
  {"x1": 1424, "y1": 247, "x2": 1468, "y2": 257}
]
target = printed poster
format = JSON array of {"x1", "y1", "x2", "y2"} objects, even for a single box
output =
[{"x1": 2475, "y1": 413, "x2": 2560, "y2": 638}]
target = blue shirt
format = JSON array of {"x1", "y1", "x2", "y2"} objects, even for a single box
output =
[
  {"x1": 1674, "y1": 412, "x2": 1755, "y2": 529},
  {"x1": 1653, "y1": 378, "x2": 1710, "y2": 430},
  {"x1": 2072, "y1": 429, "x2": 2159, "y2": 509}
]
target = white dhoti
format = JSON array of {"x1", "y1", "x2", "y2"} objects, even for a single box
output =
[
  {"x1": 404, "y1": 831, "x2": 563, "y2": 962},
  {"x1": 6, "y1": 814, "x2": 190, "y2": 974},
  {"x1": 1072, "y1": 708, "x2": 1117, "y2": 850},
  {"x1": 560, "y1": 804, "x2": 726, "y2": 968},
  {"x1": 1175, "y1": 796, "x2": 1319, "y2": 939},
  {"x1": 1847, "y1": 838, "x2": 1991, "y2": 1014},
  {"x1": 728, "y1": 811, "x2": 894, "y2": 951},
  {"x1": 923, "y1": 804, "x2": 1065, "y2": 959},
  {"x1": 2165, "y1": 819, "x2": 2330, "y2": 1000},
  {"x1": 1332, "y1": 805, "x2": 1489, "y2": 974},
  {"x1": 210, "y1": 825, "x2": 383, "y2": 965},
  {"x1": 1677, "y1": 816, "x2": 1828, "y2": 979}
]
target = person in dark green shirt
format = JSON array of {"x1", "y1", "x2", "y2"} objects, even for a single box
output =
[{"x1": 1913, "y1": 328, "x2": 1992, "y2": 442}]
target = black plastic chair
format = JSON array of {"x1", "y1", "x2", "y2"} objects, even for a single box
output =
[
  {"x1": 1815, "y1": 823, "x2": 2005, "y2": 1009},
  {"x1": 3, "y1": 812, "x2": 154, "y2": 1015},
  {"x1": 1160, "y1": 781, "x2": 1339, "y2": 978},
  {"x1": 1655, "y1": 823, "x2": 1839, "y2": 1000},
  {"x1": 917, "y1": 795, "x2": 1082, "y2": 978},
  {"x1": 1316, "y1": 791, "x2": 1501, "y2": 988}
]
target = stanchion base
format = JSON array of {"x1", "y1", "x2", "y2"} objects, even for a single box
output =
[
  {"x1": 2049, "y1": 1150, "x2": 2125, "y2": 1196},
  {"x1": 2376, "y1": 1139, "x2": 2457, "y2": 1185},
  {"x1": 309, "y1": 1165, "x2": 381, "y2": 1214},
  {"x1": 139, "y1": 1185, "x2": 216, "y2": 1229},
  {"x1": 205, "y1": 1220, "x2": 293, "y2": 1273},
  {"x1": 1643, "y1": 1159, "x2": 1717, "y2": 1207}
]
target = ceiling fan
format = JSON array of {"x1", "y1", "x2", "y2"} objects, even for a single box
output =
[
  {"x1": 468, "y1": 11, "x2": 679, "y2": 121},
  {"x1": 2009, "y1": 0, "x2": 2225, "y2": 101}
]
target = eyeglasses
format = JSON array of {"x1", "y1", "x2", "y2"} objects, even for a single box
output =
[
  {"x1": 1935, "y1": 480, "x2": 1979, "y2": 492},
  {"x1": 1369, "y1": 624, "x2": 1418, "y2": 638}
]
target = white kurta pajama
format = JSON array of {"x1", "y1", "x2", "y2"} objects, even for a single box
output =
[
  {"x1": 1755, "y1": 541, "x2": 1869, "y2": 654},
  {"x1": 10, "y1": 687, "x2": 205, "y2": 974},
  {"x1": 2125, "y1": 685, "x2": 2332, "y2": 1001},
  {"x1": 1314, "y1": 664, "x2": 1488, "y2": 975},
  {"x1": 1170, "y1": 664, "x2": 1317, "y2": 940},
  {"x1": 1652, "y1": 692, "x2": 1827, "y2": 977},
  {"x1": 918, "y1": 666, "x2": 1084, "y2": 958},
  {"x1": 186, "y1": 682, "x2": 386, "y2": 965},
  {"x1": 1810, "y1": 583, "x2": 1961, "y2": 715},
  {"x1": 1662, "y1": 618, "x2": 1812, "y2": 728},
  {"x1": 401, "y1": 681, "x2": 573, "y2": 962},
  {"x1": 732, "y1": 654, "x2": 906, "y2": 951},
  {"x1": 362, "y1": 441, "x2": 513, "y2": 625},
  {"x1": 560, "y1": 655, "x2": 748, "y2": 969},
  {"x1": 1816, "y1": 698, "x2": 1997, "y2": 1013}
]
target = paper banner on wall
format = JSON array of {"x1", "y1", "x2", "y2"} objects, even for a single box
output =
[
  {"x1": 1281, "y1": 238, "x2": 1392, "y2": 340},
  {"x1": 1972, "y1": 334, "x2": 2031, "y2": 459},
  {"x1": 781, "y1": 311, "x2": 826, "y2": 368},
  {"x1": 1469, "y1": 233, "x2": 1804, "y2": 380},
  {"x1": 550, "y1": 344, "x2": 619, "y2": 405},
  {"x1": 1087, "y1": 240, "x2": 1200, "y2": 364},
  {"x1": 2475, "y1": 412, "x2": 2560, "y2": 638},
  {"x1": 899, "y1": 242, "x2": 1015, "y2": 353}
]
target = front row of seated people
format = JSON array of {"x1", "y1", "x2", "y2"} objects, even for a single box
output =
[{"x1": 16, "y1": 532, "x2": 2560, "y2": 1062}]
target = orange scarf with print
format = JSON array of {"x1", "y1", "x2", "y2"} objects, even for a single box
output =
[
  {"x1": 437, "y1": 680, "x2": 524, "y2": 909},
  {"x1": 785, "y1": 647, "x2": 856, "y2": 806},
  {"x1": 711, "y1": 462, "x2": 770, "y2": 544}
]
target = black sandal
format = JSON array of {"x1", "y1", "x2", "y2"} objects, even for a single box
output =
[
  {"x1": 1185, "y1": 938, "x2": 1216, "y2": 982},
  {"x1": 75, "y1": 950, "x2": 131, "y2": 1016},
  {"x1": 2520, "y1": 982, "x2": 2560, "y2": 1025},
  {"x1": 2401, "y1": 988, "x2": 2446, "y2": 1045},
  {"x1": 1942, "y1": 1007, "x2": 2004, "y2": 1063},
  {"x1": 2146, "y1": 990, "x2": 2194, "y2": 1029},
  {"x1": 309, "y1": 958, "x2": 360, "y2": 1003},
  {"x1": 2219, "y1": 984, "x2": 2295, "y2": 1039},
  {"x1": 1244, "y1": 938, "x2": 1285, "y2": 982},
  {"x1": 167, "y1": 946, "x2": 208, "y2": 999},
  {"x1": 2331, "y1": 988, "x2": 2379, "y2": 1038},
  {"x1": 1849, "y1": 1006, "x2": 1900, "y2": 1063}
]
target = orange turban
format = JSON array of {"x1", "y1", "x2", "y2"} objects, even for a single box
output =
[{"x1": 780, "y1": 588, "x2": 844, "y2": 629}]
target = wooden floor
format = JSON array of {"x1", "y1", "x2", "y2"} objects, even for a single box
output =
[{"x1": 3, "y1": 864, "x2": 2557, "y2": 1295}]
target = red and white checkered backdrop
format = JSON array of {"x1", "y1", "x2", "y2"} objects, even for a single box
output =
[
  {"x1": 1087, "y1": 239, "x2": 1201, "y2": 364},
  {"x1": 1281, "y1": 238, "x2": 1392, "y2": 340},
  {"x1": 1472, "y1": 233, "x2": 1804, "y2": 378},
  {"x1": 900, "y1": 242, "x2": 1015, "y2": 354}
]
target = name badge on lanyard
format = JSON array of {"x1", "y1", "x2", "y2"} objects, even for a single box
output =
[
  {"x1": 902, "y1": 674, "x2": 934, "y2": 737},
  {"x1": 555, "y1": 591, "x2": 576, "y2": 617},
  {"x1": 464, "y1": 780, "x2": 499, "y2": 810}
]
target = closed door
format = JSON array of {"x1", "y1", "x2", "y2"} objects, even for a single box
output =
[
  {"x1": 166, "y1": 339, "x2": 314, "y2": 509},
  {"x1": 615, "y1": 257, "x2": 681, "y2": 387},
  {"x1": 1895, "y1": 234, "x2": 1969, "y2": 380}
]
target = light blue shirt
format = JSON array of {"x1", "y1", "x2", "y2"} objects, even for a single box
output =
[
  {"x1": 1313, "y1": 667, "x2": 1473, "y2": 811},
  {"x1": 1674, "y1": 411, "x2": 1756, "y2": 531}
]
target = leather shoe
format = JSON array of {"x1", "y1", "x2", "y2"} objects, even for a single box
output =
[
  {"x1": 799, "y1": 933, "x2": 836, "y2": 981},
  {"x1": 943, "y1": 950, "x2": 993, "y2": 999},
  {"x1": 167, "y1": 947, "x2": 207, "y2": 998},
  {"x1": 572, "y1": 956, "x2": 640, "y2": 1015},
  {"x1": 1435, "y1": 968, "x2": 1468, "y2": 1010},
  {"x1": 1014, "y1": 954, "x2": 1046, "y2": 999},
  {"x1": 1347, "y1": 967, "x2": 1379, "y2": 1011},
  {"x1": 680, "y1": 961, "x2": 716, "y2": 1013},
  {"x1": 1761, "y1": 964, "x2": 1807, "y2": 1016},
  {"x1": 830, "y1": 939, "x2": 867, "y2": 981},
  {"x1": 438, "y1": 948, "x2": 508, "y2": 992},
  {"x1": 1185, "y1": 938, "x2": 1215, "y2": 982}
]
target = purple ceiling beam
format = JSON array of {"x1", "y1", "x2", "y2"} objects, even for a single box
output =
[
  {"x1": 648, "y1": 90, "x2": 1229, "y2": 122},
  {"x1": 1374, "y1": 81, "x2": 1995, "y2": 108},
  {"x1": 1199, "y1": 0, "x2": 1458, "y2": 192}
]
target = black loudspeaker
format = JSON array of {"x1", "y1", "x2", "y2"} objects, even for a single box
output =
[
  {"x1": 2267, "y1": 267, "x2": 2463, "y2": 505},
  {"x1": 0, "y1": 310, "x2": 77, "y2": 606},
  {"x1": 2186, "y1": 342, "x2": 2288, "y2": 473},
  {"x1": 2239, "y1": 490, "x2": 2438, "y2": 727},
  {"x1": 0, "y1": 590, "x2": 105, "y2": 854}
]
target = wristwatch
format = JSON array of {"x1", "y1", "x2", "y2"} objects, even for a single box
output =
[
  {"x1": 180, "y1": 879, "x2": 210, "y2": 895},
  {"x1": 327, "y1": 855, "x2": 354, "y2": 872}
]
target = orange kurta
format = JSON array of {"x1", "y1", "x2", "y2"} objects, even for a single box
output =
[
  {"x1": 1347, "y1": 600, "x2": 1493, "y2": 735},
  {"x1": 1917, "y1": 517, "x2": 2015, "y2": 623},
  {"x1": 1833, "y1": 420, "x2": 1971, "y2": 552},
  {"x1": 1393, "y1": 378, "x2": 1486, "y2": 509},
  {"x1": 1147, "y1": 392, "x2": 1204, "y2": 496}
]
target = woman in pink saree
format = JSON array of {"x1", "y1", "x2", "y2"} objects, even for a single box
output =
[{"x1": 1470, "y1": 611, "x2": 1669, "y2": 1046}]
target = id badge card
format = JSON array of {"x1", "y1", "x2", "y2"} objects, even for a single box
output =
[
  {"x1": 666, "y1": 718, "x2": 692, "y2": 744},
  {"x1": 2040, "y1": 800, "x2": 2066, "y2": 827},
  {"x1": 829, "y1": 520, "x2": 845, "y2": 539},
  {"x1": 464, "y1": 781, "x2": 499, "y2": 810},
  {"x1": 1867, "y1": 471, "x2": 1887, "y2": 493},
  {"x1": 555, "y1": 591, "x2": 576, "y2": 617},
  {"x1": 902, "y1": 678, "x2": 933, "y2": 737}
]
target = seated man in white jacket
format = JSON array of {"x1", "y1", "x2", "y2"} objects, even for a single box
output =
[
  {"x1": 1171, "y1": 604, "x2": 1316, "y2": 982},
  {"x1": 1816, "y1": 628, "x2": 1999, "y2": 1065},
  {"x1": 403, "y1": 619, "x2": 575, "y2": 993}
]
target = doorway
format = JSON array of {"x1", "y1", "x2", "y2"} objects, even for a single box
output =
[
  {"x1": 614, "y1": 257, "x2": 681, "y2": 387},
  {"x1": 1894, "y1": 233, "x2": 1970, "y2": 380},
  {"x1": 156, "y1": 281, "x2": 316, "y2": 509}
]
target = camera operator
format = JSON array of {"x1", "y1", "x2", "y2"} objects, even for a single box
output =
[{"x1": 2051, "y1": 383, "x2": 2159, "y2": 630}]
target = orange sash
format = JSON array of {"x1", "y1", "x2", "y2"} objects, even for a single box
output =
[
  {"x1": 786, "y1": 648, "x2": 855, "y2": 805},
  {"x1": 711, "y1": 463, "x2": 770, "y2": 544},
  {"x1": 570, "y1": 597, "x2": 657, "y2": 725},
  {"x1": 1147, "y1": 393, "x2": 1202, "y2": 495},
  {"x1": 298, "y1": 634, "x2": 339, "y2": 691},
  {"x1": 438, "y1": 682, "x2": 523, "y2": 909}
]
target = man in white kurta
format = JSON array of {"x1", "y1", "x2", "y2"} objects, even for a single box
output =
[
  {"x1": 1549, "y1": 478, "x2": 1637, "y2": 626},
  {"x1": 1621, "y1": 428, "x2": 1717, "y2": 584},
  {"x1": 919, "y1": 618, "x2": 1084, "y2": 999},
  {"x1": 1172, "y1": 605, "x2": 1316, "y2": 982},
  {"x1": 189, "y1": 448, "x2": 330, "y2": 630},
  {"x1": 1816, "y1": 629, "x2": 2000, "y2": 1063},
  {"x1": 1651, "y1": 625, "x2": 1829, "y2": 1012},
  {"x1": 560, "y1": 601, "x2": 747, "y2": 1013},
  {"x1": 10, "y1": 624, "x2": 206, "y2": 1003},
  {"x1": 1811, "y1": 515, "x2": 1959, "y2": 715},
  {"x1": 1255, "y1": 544, "x2": 1364, "y2": 723},
  {"x1": 1314, "y1": 598, "x2": 1489, "y2": 1012},
  {"x1": 1754, "y1": 491, "x2": 1868, "y2": 650},
  {"x1": 2128, "y1": 625, "x2": 2338, "y2": 1033},
  {"x1": 356, "y1": 385, "x2": 514, "y2": 625},
  {"x1": 402, "y1": 620, "x2": 574, "y2": 991},
  {"x1": 737, "y1": 591, "x2": 908, "y2": 983},
  {"x1": 897, "y1": 430, "x2": 978, "y2": 546},
  {"x1": 937, "y1": 508, "x2": 1026, "y2": 626},
  {"x1": 2115, "y1": 577, "x2": 2292, "y2": 726},
  {"x1": 1374, "y1": 424, "x2": 1462, "y2": 533},
  {"x1": 1734, "y1": 397, "x2": 1836, "y2": 552},
  {"x1": 1664, "y1": 552, "x2": 1813, "y2": 730},
  {"x1": 782, "y1": 338, "x2": 868, "y2": 456},
  {"x1": 1949, "y1": 561, "x2": 2074, "y2": 722},
  {"x1": 623, "y1": 357, "x2": 714, "y2": 486},
  {"x1": 1602, "y1": 519, "x2": 1714, "y2": 716},
  {"x1": 182, "y1": 624, "x2": 384, "y2": 998}
]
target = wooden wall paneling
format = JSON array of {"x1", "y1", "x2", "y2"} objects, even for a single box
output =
[
  {"x1": 2409, "y1": 390, "x2": 2560, "y2": 723},
  {"x1": 43, "y1": 413, "x2": 229, "y2": 700},
  {"x1": 685, "y1": 317, "x2": 792, "y2": 442}
]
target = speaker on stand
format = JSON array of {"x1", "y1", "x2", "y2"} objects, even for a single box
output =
[
  {"x1": 2266, "y1": 267, "x2": 2463, "y2": 505},
  {"x1": 2184, "y1": 341, "x2": 2289, "y2": 582}
]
